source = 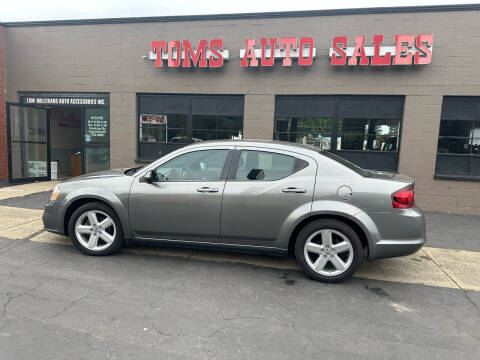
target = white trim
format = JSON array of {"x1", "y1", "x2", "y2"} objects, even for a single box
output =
[
  {"x1": 145, "y1": 49, "x2": 230, "y2": 60},
  {"x1": 239, "y1": 47, "x2": 317, "y2": 59},
  {"x1": 328, "y1": 45, "x2": 433, "y2": 57}
]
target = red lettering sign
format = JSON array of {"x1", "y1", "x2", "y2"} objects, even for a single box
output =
[
  {"x1": 149, "y1": 33, "x2": 433, "y2": 69},
  {"x1": 371, "y1": 34, "x2": 391, "y2": 66},
  {"x1": 330, "y1": 34, "x2": 433, "y2": 66},
  {"x1": 241, "y1": 38, "x2": 258, "y2": 67},
  {"x1": 240, "y1": 37, "x2": 317, "y2": 67},
  {"x1": 331, "y1": 36, "x2": 347, "y2": 65},
  {"x1": 149, "y1": 39, "x2": 228, "y2": 68},
  {"x1": 414, "y1": 34, "x2": 433, "y2": 65},
  {"x1": 182, "y1": 40, "x2": 208, "y2": 67}
]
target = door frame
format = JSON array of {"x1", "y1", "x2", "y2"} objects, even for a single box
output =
[{"x1": 6, "y1": 102, "x2": 51, "y2": 183}]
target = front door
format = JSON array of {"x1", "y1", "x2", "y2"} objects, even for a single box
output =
[
  {"x1": 221, "y1": 147, "x2": 317, "y2": 247},
  {"x1": 7, "y1": 103, "x2": 50, "y2": 183},
  {"x1": 129, "y1": 147, "x2": 233, "y2": 242}
]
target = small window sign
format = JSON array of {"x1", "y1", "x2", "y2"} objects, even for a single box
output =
[{"x1": 140, "y1": 114, "x2": 167, "y2": 125}]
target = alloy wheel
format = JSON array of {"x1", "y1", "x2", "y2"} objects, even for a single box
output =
[
  {"x1": 74, "y1": 210, "x2": 116, "y2": 252},
  {"x1": 303, "y1": 229, "x2": 354, "y2": 276}
]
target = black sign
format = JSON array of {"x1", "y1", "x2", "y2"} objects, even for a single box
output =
[
  {"x1": 85, "y1": 108, "x2": 109, "y2": 144},
  {"x1": 20, "y1": 93, "x2": 109, "y2": 107}
]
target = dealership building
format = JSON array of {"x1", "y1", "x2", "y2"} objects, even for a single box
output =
[{"x1": 0, "y1": 4, "x2": 480, "y2": 214}]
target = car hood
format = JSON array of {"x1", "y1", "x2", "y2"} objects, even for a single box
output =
[
  {"x1": 62, "y1": 169, "x2": 128, "y2": 182},
  {"x1": 368, "y1": 170, "x2": 413, "y2": 184}
]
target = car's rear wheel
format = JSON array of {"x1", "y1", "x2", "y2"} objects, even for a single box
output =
[
  {"x1": 68, "y1": 202, "x2": 123, "y2": 256},
  {"x1": 295, "y1": 219, "x2": 363, "y2": 283}
]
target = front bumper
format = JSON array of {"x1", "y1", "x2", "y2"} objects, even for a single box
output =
[
  {"x1": 359, "y1": 207, "x2": 426, "y2": 260},
  {"x1": 42, "y1": 200, "x2": 66, "y2": 235}
]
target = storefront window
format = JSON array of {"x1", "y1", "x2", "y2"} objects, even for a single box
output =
[
  {"x1": 435, "y1": 97, "x2": 480, "y2": 178},
  {"x1": 139, "y1": 114, "x2": 188, "y2": 143},
  {"x1": 193, "y1": 115, "x2": 243, "y2": 141},
  {"x1": 337, "y1": 119, "x2": 400, "y2": 151},
  {"x1": 137, "y1": 95, "x2": 244, "y2": 160},
  {"x1": 274, "y1": 95, "x2": 404, "y2": 172},
  {"x1": 275, "y1": 117, "x2": 333, "y2": 149},
  {"x1": 85, "y1": 146, "x2": 110, "y2": 174},
  {"x1": 437, "y1": 120, "x2": 474, "y2": 154}
]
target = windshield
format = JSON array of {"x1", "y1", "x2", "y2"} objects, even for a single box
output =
[{"x1": 318, "y1": 150, "x2": 371, "y2": 177}]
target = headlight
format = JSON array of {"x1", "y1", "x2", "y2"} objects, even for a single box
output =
[{"x1": 50, "y1": 185, "x2": 60, "y2": 201}]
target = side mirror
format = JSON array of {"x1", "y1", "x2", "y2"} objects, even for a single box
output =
[{"x1": 143, "y1": 170, "x2": 154, "y2": 183}]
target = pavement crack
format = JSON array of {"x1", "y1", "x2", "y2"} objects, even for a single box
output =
[
  {"x1": 421, "y1": 249, "x2": 480, "y2": 314},
  {"x1": 40, "y1": 292, "x2": 91, "y2": 331},
  {"x1": 1, "y1": 283, "x2": 44, "y2": 319}
]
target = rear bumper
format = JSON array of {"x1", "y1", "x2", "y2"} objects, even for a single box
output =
[
  {"x1": 42, "y1": 200, "x2": 66, "y2": 235},
  {"x1": 359, "y1": 207, "x2": 426, "y2": 260},
  {"x1": 369, "y1": 238, "x2": 425, "y2": 260}
]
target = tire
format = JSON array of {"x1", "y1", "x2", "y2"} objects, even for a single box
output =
[
  {"x1": 68, "y1": 202, "x2": 124, "y2": 256},
  {"x1": 295, "y1": 219, "x2": 363, "y2": 283}
]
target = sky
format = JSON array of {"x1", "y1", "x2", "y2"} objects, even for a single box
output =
[{"x1": 1, "y1": 0, "x2": 478, "y2": 22}]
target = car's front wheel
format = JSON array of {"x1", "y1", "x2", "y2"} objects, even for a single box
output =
[
  {"x1": 295, "y1": 219, "x2": 363, "y2": 283},
  {"x1": 68, "y1": 202, "x2": 123, "y2": 256}
]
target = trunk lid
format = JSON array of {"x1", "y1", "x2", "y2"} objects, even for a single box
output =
[{"x1": 368, "y1": 170, "x2": 413, "y2": 184}]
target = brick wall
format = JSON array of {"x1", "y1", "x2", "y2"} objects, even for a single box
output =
[
  {"x1": 0, "y1": 25, "x2": 6, "y2": 180},
  {"x1": 4, "y1": 10, "x2": 480, "y2": 213}
]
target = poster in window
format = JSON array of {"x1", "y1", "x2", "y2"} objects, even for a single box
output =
[
  {"x1": 85, "y1": 108, "x2": 109, "y2": 143},
  {"x1": 140, "y1": 114, "x2": 167, "y2": 125}
]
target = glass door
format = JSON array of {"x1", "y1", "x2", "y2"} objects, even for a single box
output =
[
  {"x1": 83, "y1": 107, "x2": 110, "y2": 173},
  {"x1": 7, "y1": 103, "x2": 50, "y2": 183}
]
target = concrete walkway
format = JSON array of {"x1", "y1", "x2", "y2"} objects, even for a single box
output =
[{"x1": 0, "y1": 181, "x2": 58, "y2": 200}]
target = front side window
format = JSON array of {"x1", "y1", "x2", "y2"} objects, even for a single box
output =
[
  {"x1": 235, "y1": 150, "x2": 307, "y2": 181},
  {"x1": 154, "y1": 149, "x2": 229, "y2": 181}
]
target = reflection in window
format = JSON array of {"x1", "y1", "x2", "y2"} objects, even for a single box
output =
[
  {"x1": 274, "y1": 117, "x2": 400, "y2": 152},
  {"x1": 192, "y1": 115, "x2": 243, "y2": 141},
  {"x1": 437, "y1": 119, "x2": 478, "y2": 154},
  {"x1": 235, "y1": 150, "x2": 306, "y2": 181},
  {"x1": 435, "y1": 97, "x2": 480, "y2": 177},
  {"x1": 154, "y1": 150, "x2": 228, "y2": 181},
  {"x1": 139, "y1": 114, "x2": 188, "y2": 143},
  {"x1": 337, "y1": 119, "x2": 400, "y2": 152},
  {"x1": 85, "y1": 146, "x2": 110, "y2": 174},
  {"x1": 274, "y1": 117, "x2": 333, "y2": 149}
]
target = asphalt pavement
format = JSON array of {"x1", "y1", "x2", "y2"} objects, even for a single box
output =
[{"x1": 0, "y1": 183, "x2": 479, "y2": 359}]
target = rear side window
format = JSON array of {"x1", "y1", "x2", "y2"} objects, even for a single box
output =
[{"x1": 234, "y1": 150, "x2": 308, "y2": 181}]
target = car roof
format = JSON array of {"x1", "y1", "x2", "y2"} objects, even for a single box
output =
[{"x1": 184, "y1": 139, "x2": 323, "y2": 156}]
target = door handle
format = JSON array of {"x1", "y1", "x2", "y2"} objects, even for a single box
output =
[
  {"x1": 282, "y1": 187, "x2": 306, "y2": 193},
  {"x1": 197, "y1": 187, "x2": 219, "y2": 193}
]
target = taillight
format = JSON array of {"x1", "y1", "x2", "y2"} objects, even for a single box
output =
[{"x1": 392, "y1": 185, "x2": 415, "y2": 209}]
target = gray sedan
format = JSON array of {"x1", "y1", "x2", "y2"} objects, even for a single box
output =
[{"x1": 43, "y1": 140, "x2": 425, "y2": 283}]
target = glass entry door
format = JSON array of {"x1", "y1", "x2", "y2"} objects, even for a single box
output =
[
  {"x1": 7, "y1": 103, "x2": 50, "y2": 183},
  {"x1": 83, "y1": 107, "x2": 110, "y2": 173}
]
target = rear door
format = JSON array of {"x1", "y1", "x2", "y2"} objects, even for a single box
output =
[{"x1": 220, "y1": 147, "x2": 317, "y2": 247}]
